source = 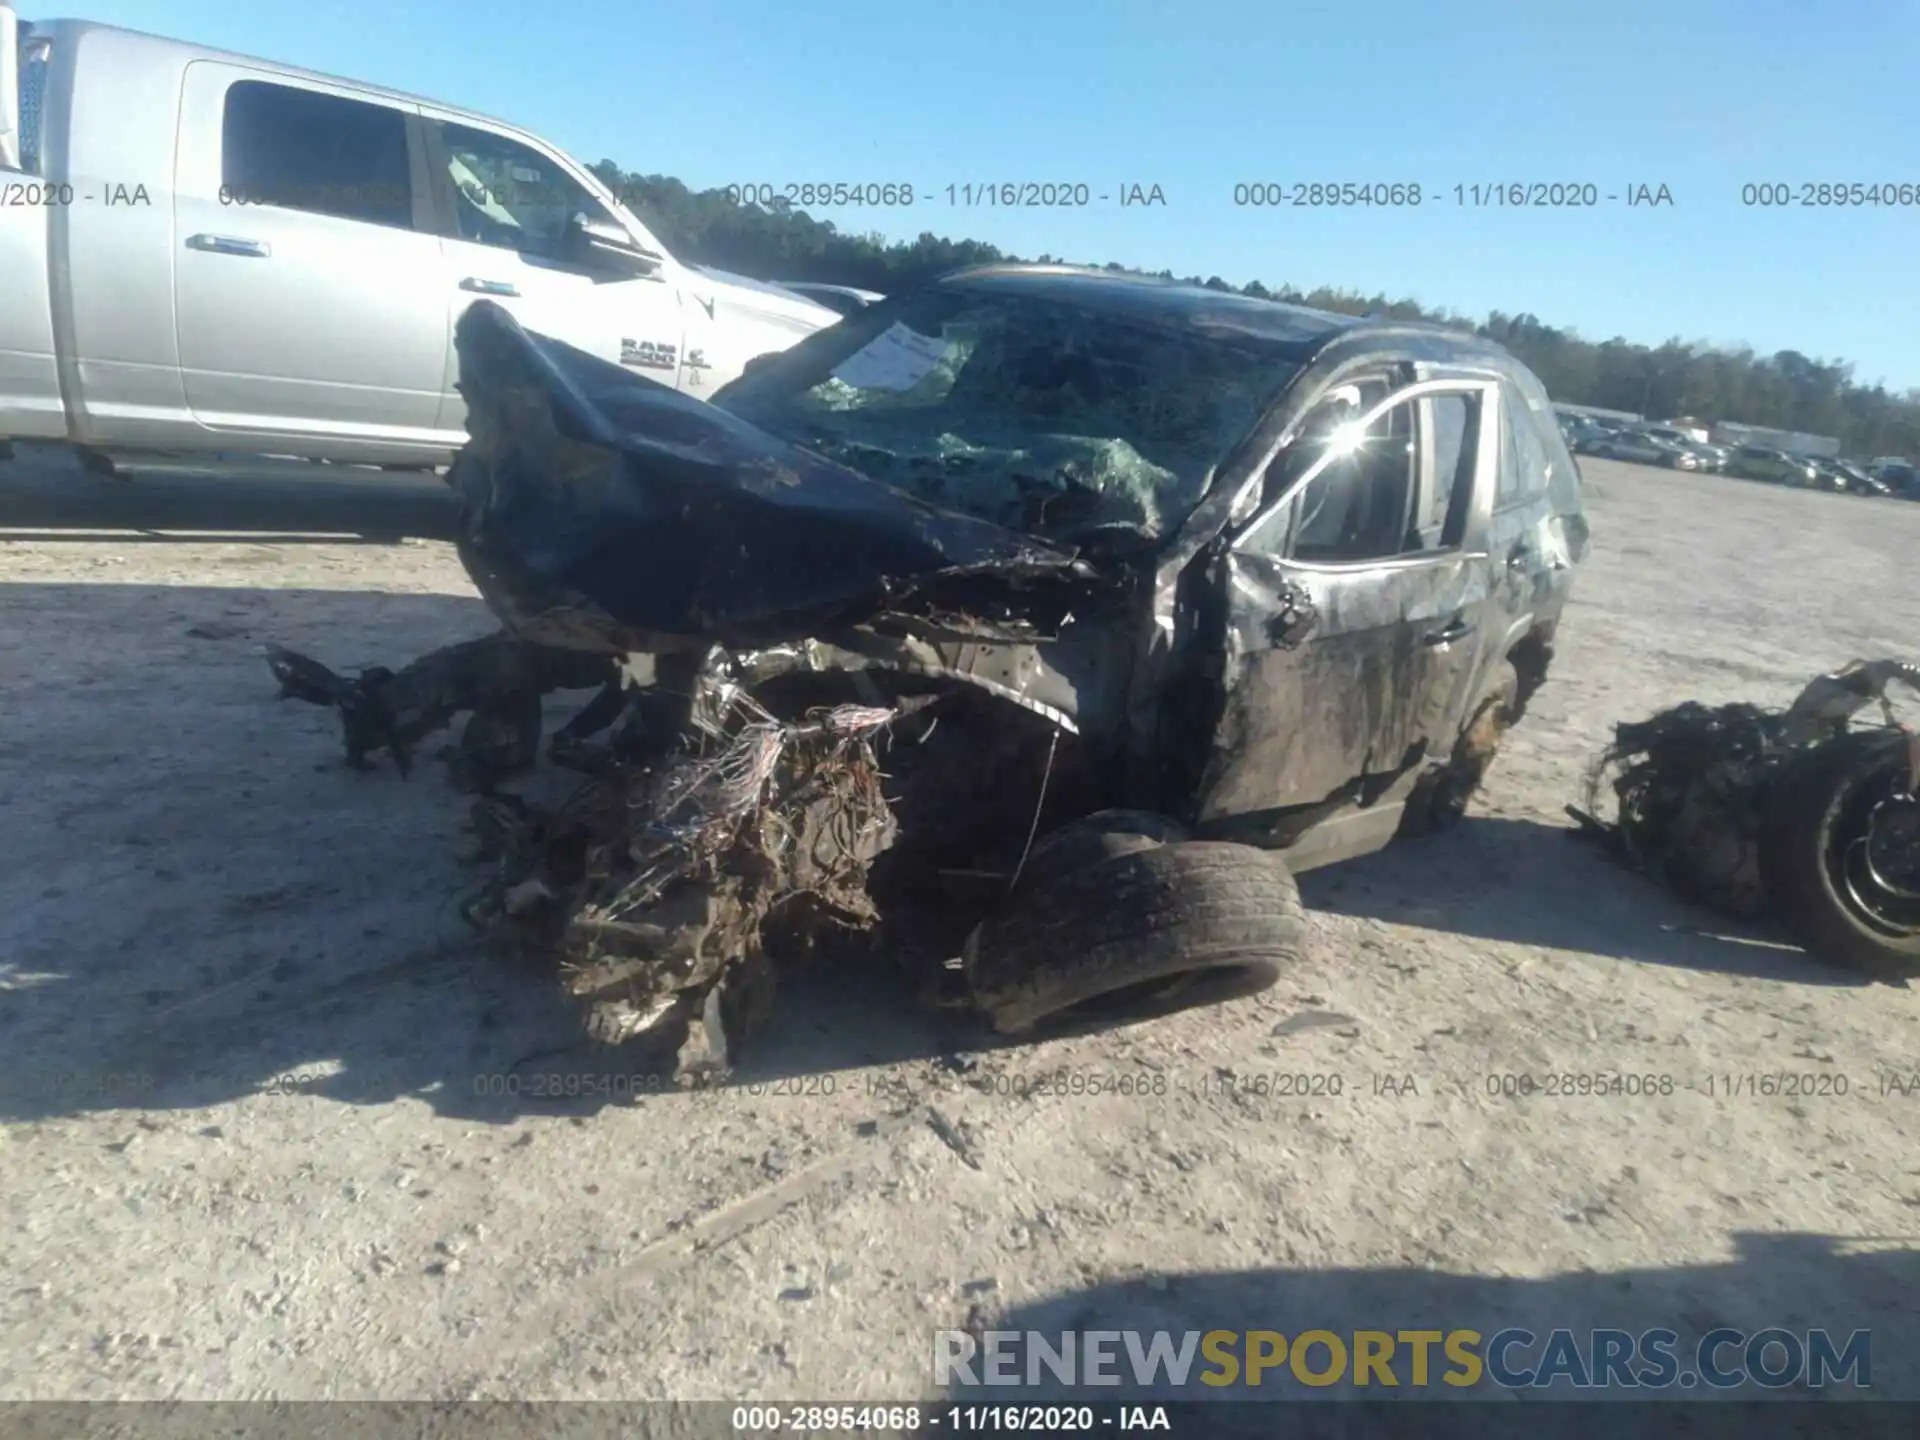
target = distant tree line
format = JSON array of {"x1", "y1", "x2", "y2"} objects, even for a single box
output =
[{"x1": 591, "y1": 163, "x2": 1920, "y2": 459}]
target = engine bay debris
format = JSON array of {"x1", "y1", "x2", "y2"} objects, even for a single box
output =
[{"x1": 272, "y1": 634, "x2": 1092, "y2": 1083}]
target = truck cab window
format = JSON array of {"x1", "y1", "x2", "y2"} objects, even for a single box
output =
[
  {"x1": 436, "y1": 123, "x2": 613, "y2": 259},
  {"x1": 221, "y1": 81, "x2": 412, "y2": 228}
]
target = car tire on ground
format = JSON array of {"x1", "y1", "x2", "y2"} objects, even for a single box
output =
[
  {"x1": 964, "y1": 819, "x2": 1305, "y2": 1034},
  {"x1": 1757, "y1": 731, "x2": 1920, "y2": 980},
  {"x1": 1005, "y1": 807, "x2": 1193, "y2": 895}
]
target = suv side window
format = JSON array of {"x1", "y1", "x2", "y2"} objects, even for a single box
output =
[
  {"x1": 436, "y1": 122, "x2": 614, "y2": 258},
  {"x1": 1416, "y1": 390, "x2": 1481, "y2": 550},
  {"x1": 1238, "y1": 378, "x2": 1388, "y2": 557},
  {"x1": 1240, "y1": 380, "x2": 1485, "y2": 562},
  {"x1": 221, "y1": 81, "x2": 413, "y2": 229},
  {"x1": 1496, "y1": 380, "x2": 1553, "y2": 507},
  {"x1": 1289, "y1": 394, "x2": 1417, "y2": 561}
]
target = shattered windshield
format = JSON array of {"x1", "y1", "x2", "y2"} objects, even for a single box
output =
[{"x1": 721, "y1": 292, "x2": 1304, "y2": 546}]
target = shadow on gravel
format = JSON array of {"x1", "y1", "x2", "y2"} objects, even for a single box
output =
[
  {"x1": 949, "y1": 1231, "x2": 1918, "y2": 1425},
  {"x1": 0, "y1": 579, "x2": 598, "y2": 1126},
  {"x1": 0, "y1": 442, "x2": 457, "y2": 543},
  {"x1": 1299, "y1": 814, "x2": 1870, "y2": 988}
]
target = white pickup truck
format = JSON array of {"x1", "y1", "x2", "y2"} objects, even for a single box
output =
[{"x1": 0, "y1": 9, "x2": 838, "y2": 468}]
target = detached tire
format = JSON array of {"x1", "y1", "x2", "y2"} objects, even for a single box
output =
[
  {"x1": 1758, "y1": 731, "x2": 1920, "y2": 980},
  {"x1": 965, "y1": 836, "x2": 1306, "y2": 1034}
]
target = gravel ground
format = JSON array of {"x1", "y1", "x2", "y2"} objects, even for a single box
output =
[{"x1": 1, "y1": 446, "x2": 1917, "y2": 1405}]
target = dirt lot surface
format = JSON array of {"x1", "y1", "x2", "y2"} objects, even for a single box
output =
[{"x1": 2, "y1": 445, "x2": 1918, "y2": 1404}]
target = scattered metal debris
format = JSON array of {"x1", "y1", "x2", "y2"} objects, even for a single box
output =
[
  {"x1": 266, "y1": 632, "x2": 614, "y2": 784},
  {"x1": 927, "y1": 1107, "x2": 986, "y2": 1170},
  {"x1": 1573, "y1": 696, "x2": 1796, "y2": 917},
  {"x1": 1574, "y1": 659, "x2": 1920, "y2": 975}
]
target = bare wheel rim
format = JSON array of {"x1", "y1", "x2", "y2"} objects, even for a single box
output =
[{"x1": 1829, "y1": 773, "x2": 1920, "y2": 938}]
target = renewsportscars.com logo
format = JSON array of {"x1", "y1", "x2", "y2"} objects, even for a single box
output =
[{"x1": 933, "y1": 1327, "x2": 1872, "y2": 1392}]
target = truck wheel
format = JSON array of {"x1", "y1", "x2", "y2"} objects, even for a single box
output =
[
  {"x1": 1757, "y1": 731, "x2": 1920, "y2": 980},
  {"x1": 964, "y1": 836, "x2": 1305, "y2": 1034},
  {"x1": 1400, "y1": 661, "x2": 1520, "y2": 836}
]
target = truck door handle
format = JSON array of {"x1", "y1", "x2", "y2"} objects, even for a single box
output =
[
  {"x1": 1423, "y1": 617, "x2": 1475, "y2": 648},
  {"x1": 460, "y1": 278, "x2": 520, "y2": 297},
  {"x1": 186, "y1": 234, "x2": 269, "y2": 258}
]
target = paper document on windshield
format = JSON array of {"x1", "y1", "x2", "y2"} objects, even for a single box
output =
[{"x1": 831, "y1": 323, "x2": 954, "y2": 391}]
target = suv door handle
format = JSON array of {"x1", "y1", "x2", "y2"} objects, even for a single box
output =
[
  {"x1": 186, "y1": 234, "x2": 269, "y2": 258},
  {"x1": 1423, "y1": 617, "x2": 1475, "y2": 648},
  {"x1": 460, "y1": 278, "x2": 520, "y2": 297}
]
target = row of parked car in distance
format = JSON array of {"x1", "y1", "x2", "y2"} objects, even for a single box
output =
[{"x1": 1555, "y1": 413, "x2": 1917, "y2": 498}]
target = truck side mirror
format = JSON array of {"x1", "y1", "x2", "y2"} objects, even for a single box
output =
[{"x1": 566, "y1": 212, "x2": 663, "y2": 278}]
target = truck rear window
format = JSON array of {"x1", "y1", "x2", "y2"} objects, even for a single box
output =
[{"x1": 221, "y1": 80, "x2": 413, "y2": 229}]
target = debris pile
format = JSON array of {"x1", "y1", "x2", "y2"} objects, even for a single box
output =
[
  {"x1": 266, "y1": 626, "x2": 1096, "y2": 1081},
  {"x1": 1573, "y1": 659, "x2": 1920, "y2": 923},
  {"x1": 1575, "y1": 699, "x2": 1795, "y2": 916},
  {"x1": 266, "y1": 633, "x2": 614, "y2": 786},
  {"x1": 471, "y1": 684, "x2": 917, "y2": 1081}
]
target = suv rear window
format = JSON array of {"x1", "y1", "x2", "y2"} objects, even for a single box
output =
[{"x1": 221, "y1": 80, "x2": 413, "y2": 228}]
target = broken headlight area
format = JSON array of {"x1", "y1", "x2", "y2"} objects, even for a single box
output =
[{"x1": 1573, "y1": 659, "x2": 1920, "y2": 978}]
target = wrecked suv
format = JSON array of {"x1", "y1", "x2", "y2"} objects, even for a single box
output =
[{"x1": 272, "y1": 264, "x2": 1591, "y2": 1077}]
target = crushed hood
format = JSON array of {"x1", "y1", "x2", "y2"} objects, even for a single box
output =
[{"x1": 446, "y1": 300, "x2": 1092, "y2": 652}]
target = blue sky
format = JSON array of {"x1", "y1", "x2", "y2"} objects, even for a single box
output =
[{"x1": 58, "y1": 0, "x2": 1920, "y2": 390}]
